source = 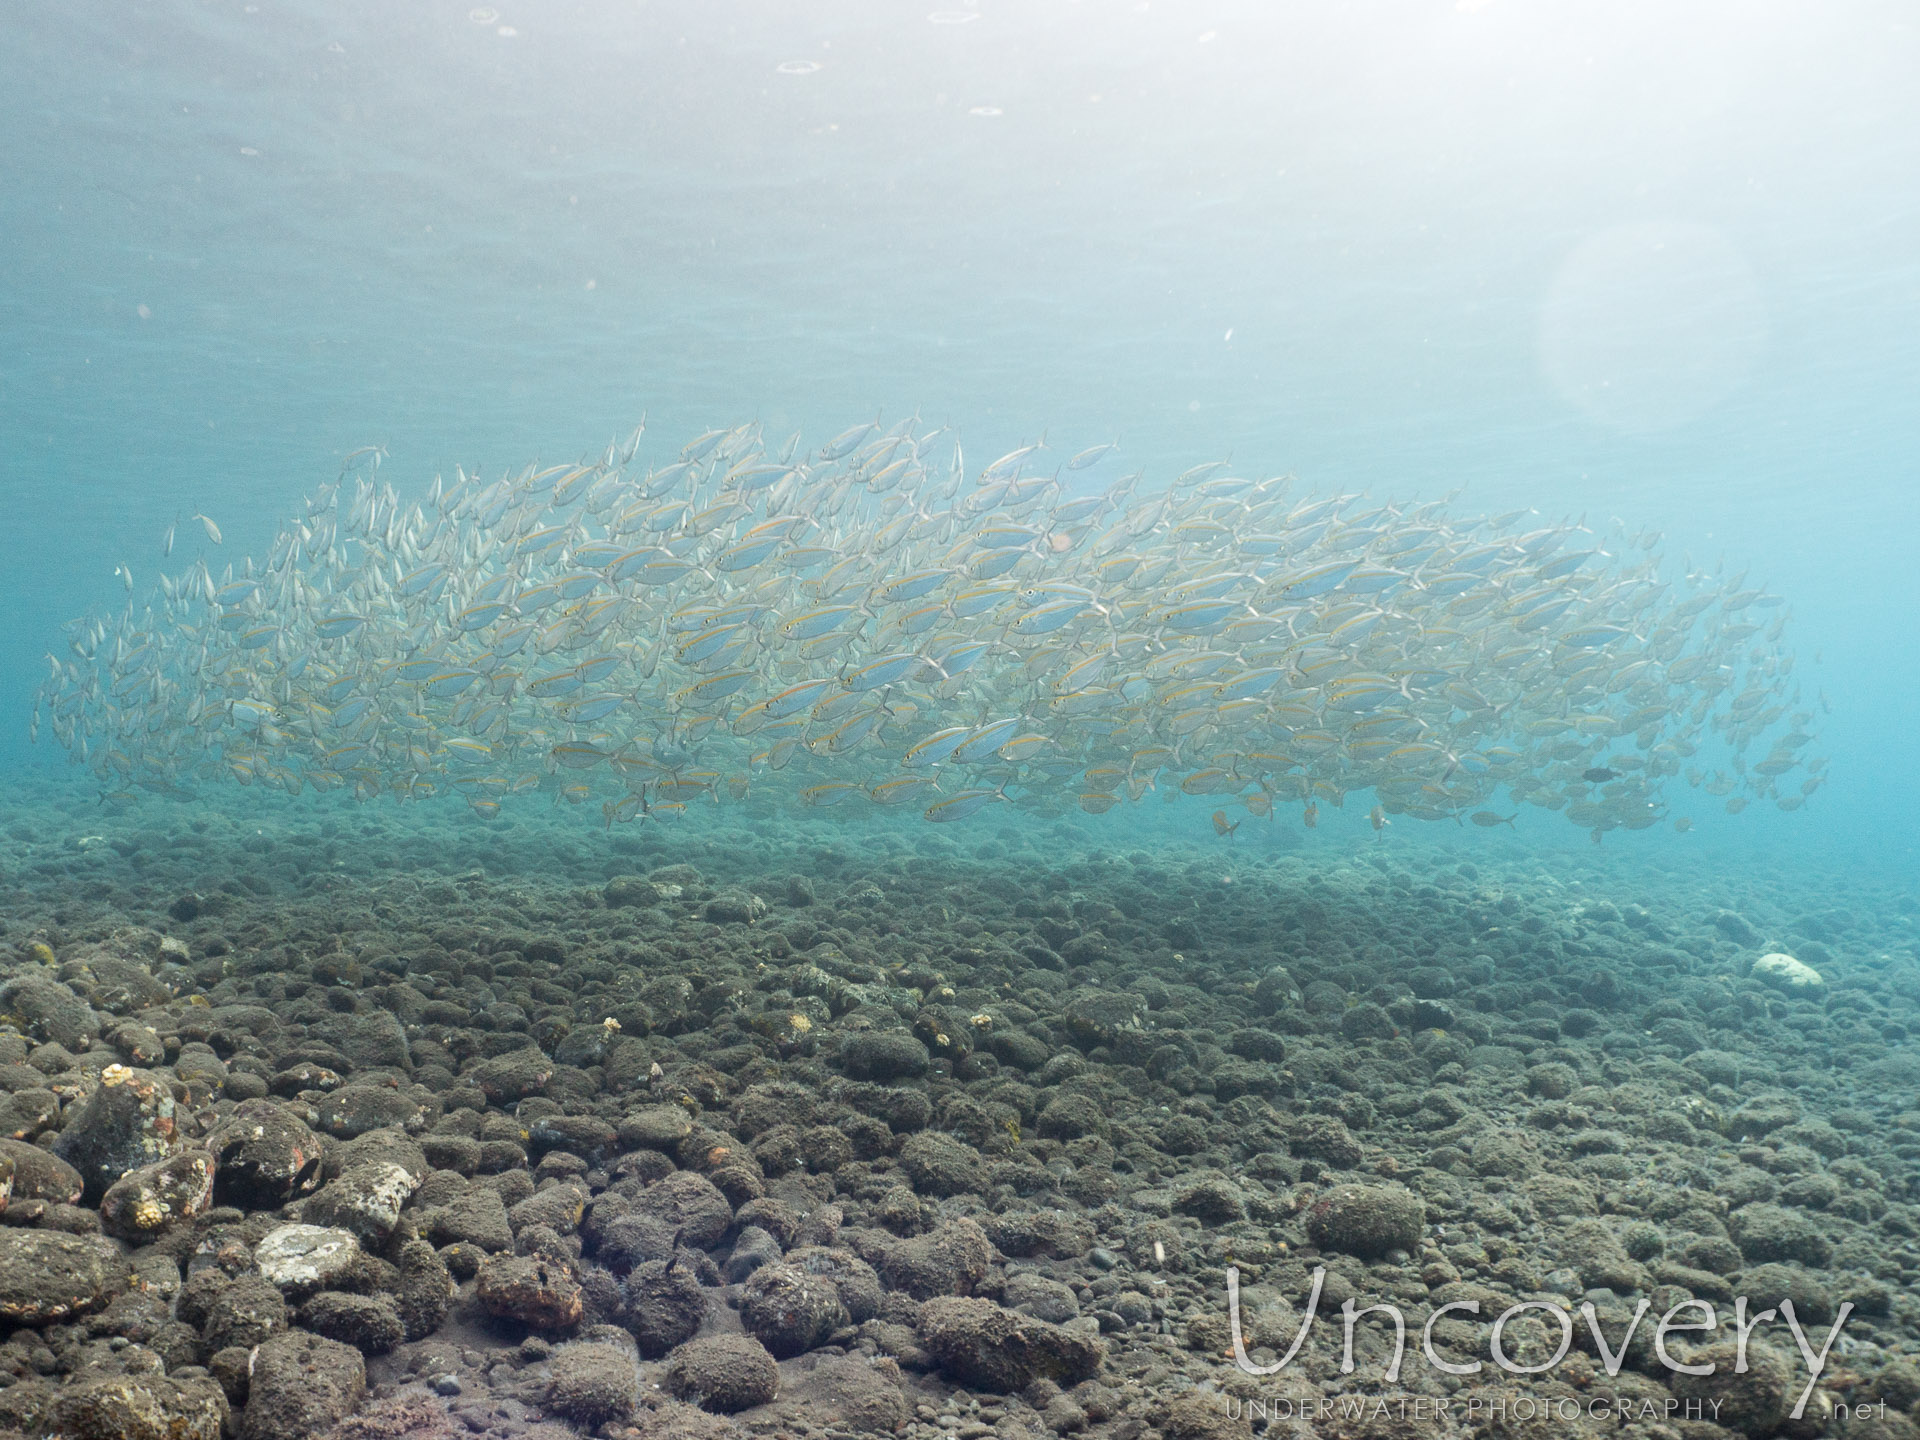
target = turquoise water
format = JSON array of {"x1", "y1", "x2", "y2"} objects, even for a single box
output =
[{"x1": 4, "y1": 1, "x2": 1916, "y2": 859}]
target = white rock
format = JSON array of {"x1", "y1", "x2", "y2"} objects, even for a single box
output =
[
  {"x1": 1752, "y1": 951, "x2": 1823, "y2": 991},
  {"x1": 303, "y1": 1161, "x2": 420, "y2": 1240},
  {"x1": 255, "y1": 1224, "x2": 361, "y2": 1290}
]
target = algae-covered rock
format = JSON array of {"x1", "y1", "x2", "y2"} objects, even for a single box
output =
[
  {"x1": 916, "y1": 1296, "x2": 1105, "y2": 1391},
  {"x1": 1303, "y1": 1184, "x2": 1426, "y2": 1260},
  {"x1": 664, "y1": 1334, "x2": 780, "y2": 1413},
  {"x1": 0, "y1": 1229, "x2": 123, "y2": 1325}
]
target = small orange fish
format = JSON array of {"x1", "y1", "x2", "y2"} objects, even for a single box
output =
[
  {"x1": 1244, "y1": 787, "x2": 1273, "y2": 818},
  {"x1": 1303, "y1": 801, "x2": 1318, "y2": 829},
  {"x1": 1211, "y1": 809, "x2": 1240, "y2": 838}
]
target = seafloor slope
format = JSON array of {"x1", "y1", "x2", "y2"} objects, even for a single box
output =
[{"x1": 0, "y1": 776, "x2": 1914, "y2": 1440}]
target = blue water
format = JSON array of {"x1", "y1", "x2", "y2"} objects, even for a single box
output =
[{"x1": 4, "y1": 0, "x2": 1917, "y2": 864}]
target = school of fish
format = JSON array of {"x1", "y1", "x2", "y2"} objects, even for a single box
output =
[{"x1": 32, "y1": 418, "x2": 1828, "y2": 840}]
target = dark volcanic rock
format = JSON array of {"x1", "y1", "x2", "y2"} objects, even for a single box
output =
[
  {"x1": 205, "y1": 1100, "x2": 325, "y2": 1208},
  {"x1": 0, "y1": 1138, "x2": 83, "y2": 1203},
  {"x1": 98, "y1": 1148, "x2": 217, "y2": 1241},
  {"x1": 300, "y1": 1290, "x2": 405, "y2": 1354},
  {"x1": 429, "y1": 1186, "x2": 514, "y2": 1252},
  {"x1": 314, "y1": 1084, "x2": 432, "y2": 1139},
  {"x1": 623, "y1": 1255, "x2": 709, "y2": 1356},
  {"x1": 476, "y1": 1252, "x2": 584, "y2": 1331},
  {"x1": 622, "y1": 1254, "x2": 708, "y2": 1355},
  {"x1": 51, "y1": 1064, "x2": 180, "y2": 1204},
  {"x1": 0, "y1": 973, "x2": 100, "y2": 1049},
  {"x1": 625, "y1": 1169, "x2": 734, "y2": 1247},
  {"x1": 203, "y1": 1274, "x2": 288, "y2": 1352},
  {"x1": 839, "y1": 1030, "x2": 930, "y2": 1081},
  {"x1": 547, "y1": 1340, "x2": 640, "y2": 1426},
  {"x1": 1728, "y1": 1203, "x2": 1834, "y2": 1267},
  {"x1": 395, "y1": 1238, "x2": 456, "y2": 1340},
  {"x1": 0, "y1": 1228, "x2": 121, "y2": 1325},
  {"x1": 49, "y1": 1371, "x2": 228, "y2": 1440},
  {"x1": 333, "y1": 1010, "x2": 413, "y2": 1072},
  {"x1": 739, "y1": 1262, "x2": 848, "y2": 1358},
  {"x1": 786, "y1": 1245, "x2": 884, "y2": 1322},
  {"x1": 917, "y1": 1296, "x2": 1105, "y2": 1391},
  {"x1": 1303, "y1": 1184, "x2": 1426, "y2": 1260},
  {"x1": 239, "y1": 1330, "x2": 366, "y2": 1440},
  {"x1": 882, "y1": 1218, "x2": 993, "y2": 1299},
  {"x1": 1669, "y1": 1340, "x2": 1797, "y2": 1437},
  {"x1": 470, "y1": 1046, "x2": 555, "y2": 1103},
  {"x1": 664, "y1": 1334, "x2": 781, "y2": 1413},
  {"x1": 899, "y1": 1130, "x2": 985, "y2": 1196}
]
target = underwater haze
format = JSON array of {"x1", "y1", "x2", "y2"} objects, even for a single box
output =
[{"x1": 5, "y1": 1, "x2": 1918, "y2": 848}]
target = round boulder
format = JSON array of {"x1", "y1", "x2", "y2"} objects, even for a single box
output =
[
  {"x1": 48, "y1": 1372, "x2": 228, "y2": 1440},
  {"x1": 622, "y1": 1257, "x2": 707, "y2": 1357},
  {"x1": 547, "y1": 1341, "x2": 640, "y2": 1426},
  {"x1": 300, "y1": 1292, "x2": 405, "y2": 1355},
  {"x1": 1669, "y1": 1341, "x2": 1798, "y2": 1437},
  {"x1": 0, "y1": 1229, "x2": 122, "y2": 1325},
  {"x1": 50, "y1": 1064, "x2": 179, "y2": 1204},
  {"x1": 898, "y1": 1131, "x2": 984, "y2": 1197},
  {"x1": 664, "y1": 1335, "x2": 780, "y2": 1414},
  {"x1": 1304, "y1": 1184, "x2": 1426, "y2": 1260},
  {"x1": 1751, "y1": 952, "x2": 1822, "y2": 992},
  {"x1": 625, "y1": 1170, "x2": 733, "y2": 1248},
  {"x1": 238, "y1": 1331, "x2": 365, "y2": 1440},
  {"x1": 204, "y1": 1100, "x2": 325, "y2": 1208},
  {"x1": 739, "y1": 1262, "x2": 848, "y2": 1358},
  {"x1": 99, "y1": 1150, "x2": 217, "y2": 1241},
  {"x1": 838, "y1": 1031, "x2": 929, "y2": 1082},
  {"x1": 476, "y1": 1253, "x2": 584, "y2": 1332}
]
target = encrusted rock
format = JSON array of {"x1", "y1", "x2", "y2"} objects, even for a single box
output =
[
  {"x1": 0, "y1": 1229, "x2": 123, "y2": 1325},
  {"x1": 1751, "y1": 951, "x2": 1823, "y2": 991},
  {"x1": 547, "y1": 1340, "x2": 641, "y2": 1426},
  {"x1": 1303, "y1": 1184, "x2": 1425, "y2": 1260},
  {"x1": 0, "y1": 973, "x2": 100, "y2": 1050},
  {"x1": 623, "y1": 1255, "x2": 708, "y2": 1356},
  {"x1": 624, "y1": 1169, "x2": 733, "y2": 1247},
  {"x1": 238, "y1": 1330, "x2": 365, "y2": 1440},
  {"x1": 739, "y1": 1262, "x2": 848, "y2": 1358},
  {"x1": 428, "y1": 1186, "x2": 514, "y2": 1251},
  {"x1": 0, "y1": 1138, "x2": 83, "y2": 1204},
  {"x1": 469, "y1": 1047, "x2": 555, "y2": 1104},
  {"x1": 51, "y1": 1064, "x2": 179, "y2": 1204},
  {"x1": 99, "y1": 1149, "x2": 217, "y2": 1241},
  {"x1": 882, "y1": 1218, "x2": 992, "y2": 1299},
  {"x1": 48, "y1": 1370, "x2": 228, "y2": 1440},
  {"x1": 664, "y1": 1334, "x2": 780, "y2": 1413},
  {"x1": 202, "y1": 1274, "x2": 287, "y2": 1352},
  {"x1": 394, "y1": 1237, "x2": 455, "y2": 1340},
  {"x1": 301, "y1": 1161, "x2": 419, "y2": 1242},
  {"x1": 916, "y1": 1296, "x2": 1105, "y2": 1392},
  {"x1": 476, "y1": 1252, "x2": 583, "y2": 1331},
  {"x1": 300, "y1": 1290, "x2": 405, "y2": 1354},
  {"x1": 205, "y1": 1100, "x2": 325, "y2": 1208},
  {"x1": 253, "y1": 1224, "x2": 363, "y2": 1298}
]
